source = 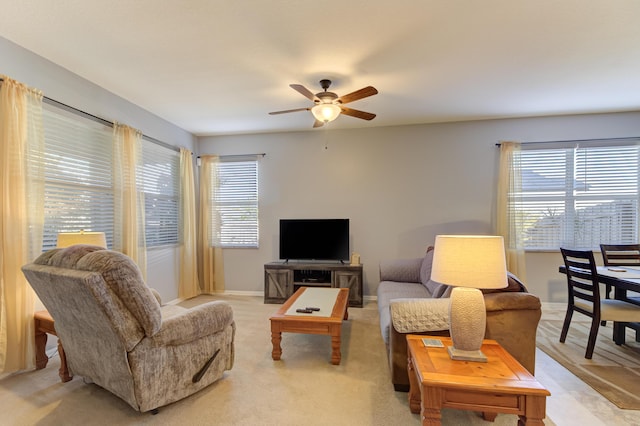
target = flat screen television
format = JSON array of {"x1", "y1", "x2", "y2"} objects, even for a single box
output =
[{"x1": 279, "y1": 219, "x2": 349, "y2": 262}]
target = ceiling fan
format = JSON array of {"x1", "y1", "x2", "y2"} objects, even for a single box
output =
[{"x1": 269, "y1": 79, "x2": 378, "y2": 128}]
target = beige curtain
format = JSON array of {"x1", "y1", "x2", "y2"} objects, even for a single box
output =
[
  {"x1": 112, "y1": 122, "x2": 147, "y2": 279},
  {"x1": 179, "y1": 148, "x2": 200, "y2": 298},
  {"x1": 198, "y1": 155, "x2": 225, "y2": 293},
  {"x1": 497, "y1": 141, "x2": 527, "y2": 278},
  {"x1": 0, "y1": 76, "x2": 45, "y2": 375}
]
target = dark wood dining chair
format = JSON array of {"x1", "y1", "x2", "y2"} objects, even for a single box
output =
[
  {"x1": 600, "y1": 243, "x2": 640, "y2": 331},
  {"x1": 599, "y1": 244, "x2": 640, "y2": 299},
  {"x1": 560, "y1": 248, "x2": 640, "y2": 359}
]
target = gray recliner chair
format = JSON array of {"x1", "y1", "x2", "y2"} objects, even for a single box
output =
[{"x1": 22, "y1": 244, "x2": 235, "y2": 413}]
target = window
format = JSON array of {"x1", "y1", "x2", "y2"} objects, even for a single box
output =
[
  {"x1": 210, "y1": 159, "x2": 259, "y2": 248},
  {"x1": 509, "y1": 141, "x2": 640, "y2": 250},
  {"x1": 41, "y1": 104, "x2": 114, "y2": 250},
  {"x1": 141, "y1": 141, "x2": 179, "y2": 247},
  {"x1": 40, "y1": 102, "x2": 180, "y2": 251}
]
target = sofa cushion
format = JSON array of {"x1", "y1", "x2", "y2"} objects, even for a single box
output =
[
  {"x1": 481, "y1": 272, "x2": 527, "y2": 294},
  {"x1": 433, "y1": 271, "x2": 528, "y2": 298},
  {"x1": 419, "y1": 246, "x2": 434, "y2": 286},
  {"x1": 420, "y1": 246, "x2": 441, "y2": 296},
  {"x1": 379, "y1": 257, "x2": 423, "y2": 283}
]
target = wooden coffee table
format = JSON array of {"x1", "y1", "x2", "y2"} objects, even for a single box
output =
[
  {"x1": 270, "y1": 286, "x2": 349, "y2": 365},
  {"x1": 407, "y1": 335, "x2": 550, "y2": 425}
]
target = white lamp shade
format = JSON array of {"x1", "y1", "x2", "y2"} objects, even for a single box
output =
[
  {"x1": 431, "y1": 235, "x2": 507, "y2": 290},
  {"x1": 311, "y1": 103, "x2": 341, "y2": 123},
  {"x1": 57, "y1": 231, "x2": 107, "y2": 248}
]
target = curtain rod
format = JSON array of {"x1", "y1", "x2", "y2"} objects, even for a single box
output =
[
  {"x1": 196, "y1": 154, "x2": 266, "y2": 159},
  {"x1": 196, "y1": 152, "x2": 267, "y2": 158},
  {"x1": 495, "y1": 136, "x2": 640, "y2": 147},
  {"x1": 43, "y1": 97, "x2": 179, "y2": 152},
  {"x1": 1, "y1": 77, "x2": 179, "y2": 152}
]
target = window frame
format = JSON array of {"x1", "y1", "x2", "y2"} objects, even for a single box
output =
[
  {"x1": 140, "y1": 139, "x2": 180, "y2": 248},
  {"x1": 41, "y1": 103, "x2": 115, "y2": 250},
  {"x1": 39, "y1": 101, "x2": 180, "y2": 251},
  {"x1": 209, "y1": 158, "x2": 259, "y2": 249},
  {"x1": 508, "y1": 139, "x2": 640, "y2": 251}
]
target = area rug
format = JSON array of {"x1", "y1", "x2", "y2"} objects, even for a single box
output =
[{"x1": 537, "y1": 317, "x2": 640, "y2": 409}]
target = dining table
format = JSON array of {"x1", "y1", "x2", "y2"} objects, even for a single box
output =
[{"x1": 558, "y1": 264, "x2": 640, "y2": 345}]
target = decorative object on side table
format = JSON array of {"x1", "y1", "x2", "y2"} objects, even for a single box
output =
[{"x1": 430, "y1": 235, "x2": 508, "y2": 362}]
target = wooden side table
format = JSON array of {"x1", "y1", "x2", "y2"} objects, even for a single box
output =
[
  {"x1": 34, "y1": 310, "x2": 72, "y2": 382},
  {"x1": 406, "y1": 335, "x2": 550, "y2": 425}
]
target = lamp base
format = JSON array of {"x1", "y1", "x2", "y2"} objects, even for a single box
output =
[
  {"x1": 447, "y1": 346, "x2": 487, "y2": 362},
  {"x1": 448, "y1": 287, "x2": 487, "y2": 363}
]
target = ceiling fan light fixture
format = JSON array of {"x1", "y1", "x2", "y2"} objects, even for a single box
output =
[{"x1": 311, "y1": 103, "x2": 341, "y2": 123}]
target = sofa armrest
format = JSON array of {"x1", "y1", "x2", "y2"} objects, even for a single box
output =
[
  {"x1": 390, "y1": 298, "x2": 450, "y2": 333},
  {"x1": 148, "y1": 301, "x2": 234, "y2": 346},
  {"x1": 379, "y1": 257, "x2": 423, "y2": 283}
]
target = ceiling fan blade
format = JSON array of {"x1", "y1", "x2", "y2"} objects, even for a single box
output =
[
  {"x1": 340, "y1": 107, "x2": 376, "y2": 121},
  {"x1": 313, "y1": 119, "x2": 324, "y2": 128},
  {"x1": 290, "y1": 84, "x2": 319, "y2": 102},
  {"x1": 268, "y1": 107, "x2": 310, "y2": 115},
  {"x1": 338, "y1": 86, "x2": 378, "y2": 104}
]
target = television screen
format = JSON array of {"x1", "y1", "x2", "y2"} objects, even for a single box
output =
[{"x1": 279, "y1": 219, "x2": 349, "y2": 262}]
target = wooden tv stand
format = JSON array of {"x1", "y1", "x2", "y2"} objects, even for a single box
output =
[{"x1": 264, "y1": 262, "x2": 363, "y2": 307}]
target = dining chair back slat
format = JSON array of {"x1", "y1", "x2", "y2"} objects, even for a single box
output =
[
  {"x1": 561, "y1": 248, "x2": 601, "y2": 320},
  {"x1": 600, "y1": 244, "x2": 640, "y2": 267}
]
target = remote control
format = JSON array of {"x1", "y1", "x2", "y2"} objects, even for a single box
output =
[
  {"x1": 296, "y1": 308, "x2": 313, "y2": 313},
  {"x1": 306, "y1": 307, "x2": 320, "y2": 311}
]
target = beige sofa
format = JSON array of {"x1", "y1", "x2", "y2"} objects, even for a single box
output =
[
  {"x1": 22, "y1": 245, "x2": 235, "y2": 413},
  {"x1": 377, "y1": 247, "x2": 542, "y2": 391}
]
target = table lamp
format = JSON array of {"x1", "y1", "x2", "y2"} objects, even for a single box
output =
[
  {"x1": 56, "y1": 230, "x2": 107, "y2": 249},
  {"x1": 431, "y1": 235, "x2": 508, "y2": 362}
]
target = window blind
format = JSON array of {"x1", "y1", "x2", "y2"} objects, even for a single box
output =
[
  {"x1": 510, "y1": 143, "x2": 640, "y2": 250},
  {"x1": 211, "y1": 160, "x2": 259, "y2": 248},
  {"x1": 42, "y1": 105, "x2": 114, "y2": 250},
  {"x1": 40, "y1": 103, "x2": 180, "y2": 250},
  {"x1": 141, "y1": 140, "x2": 179, "y2": 247}
]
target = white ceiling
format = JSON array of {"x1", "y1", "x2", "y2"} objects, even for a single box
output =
[{"x1": 1, "y1": 0, "x2": 640, "y2": 136}]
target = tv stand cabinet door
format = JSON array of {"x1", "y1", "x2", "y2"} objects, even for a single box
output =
[
  {"x1": 264, "y1": 268, "x2": 293, "y2": 304},
  {"x1": 334, "y1": 268, "x2": 363, "y2": 307}
]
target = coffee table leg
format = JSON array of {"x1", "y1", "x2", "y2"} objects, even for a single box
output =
[
  {"x1": 271, "y1": 329, "x2": 282, "y2": 361},
  {"x1": 330, "y1": 325, "x2": 341, "y2": 365}
]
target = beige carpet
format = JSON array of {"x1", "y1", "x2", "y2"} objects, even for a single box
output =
[
  {"x1": 0, "y1": 295, "x2": 554, "y2": 425},
  {"x1": 537, "y1": 316, "x2": 640, "y2": 410}
]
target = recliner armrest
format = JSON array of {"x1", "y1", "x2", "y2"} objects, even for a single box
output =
[
  {"x1": 148, "y1": 301, "x2": 234, "y2": 346},
  {"x1": 390, "y1": 298, "x2": 450, "y2": 333}
]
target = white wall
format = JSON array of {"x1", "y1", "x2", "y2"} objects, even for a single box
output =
[
  {"x1": 199, "y1": 111, "x2": 640, "y2": 302},
  {"x1": 2, "y1": 36, "x2": 196, "y2": 302}
]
